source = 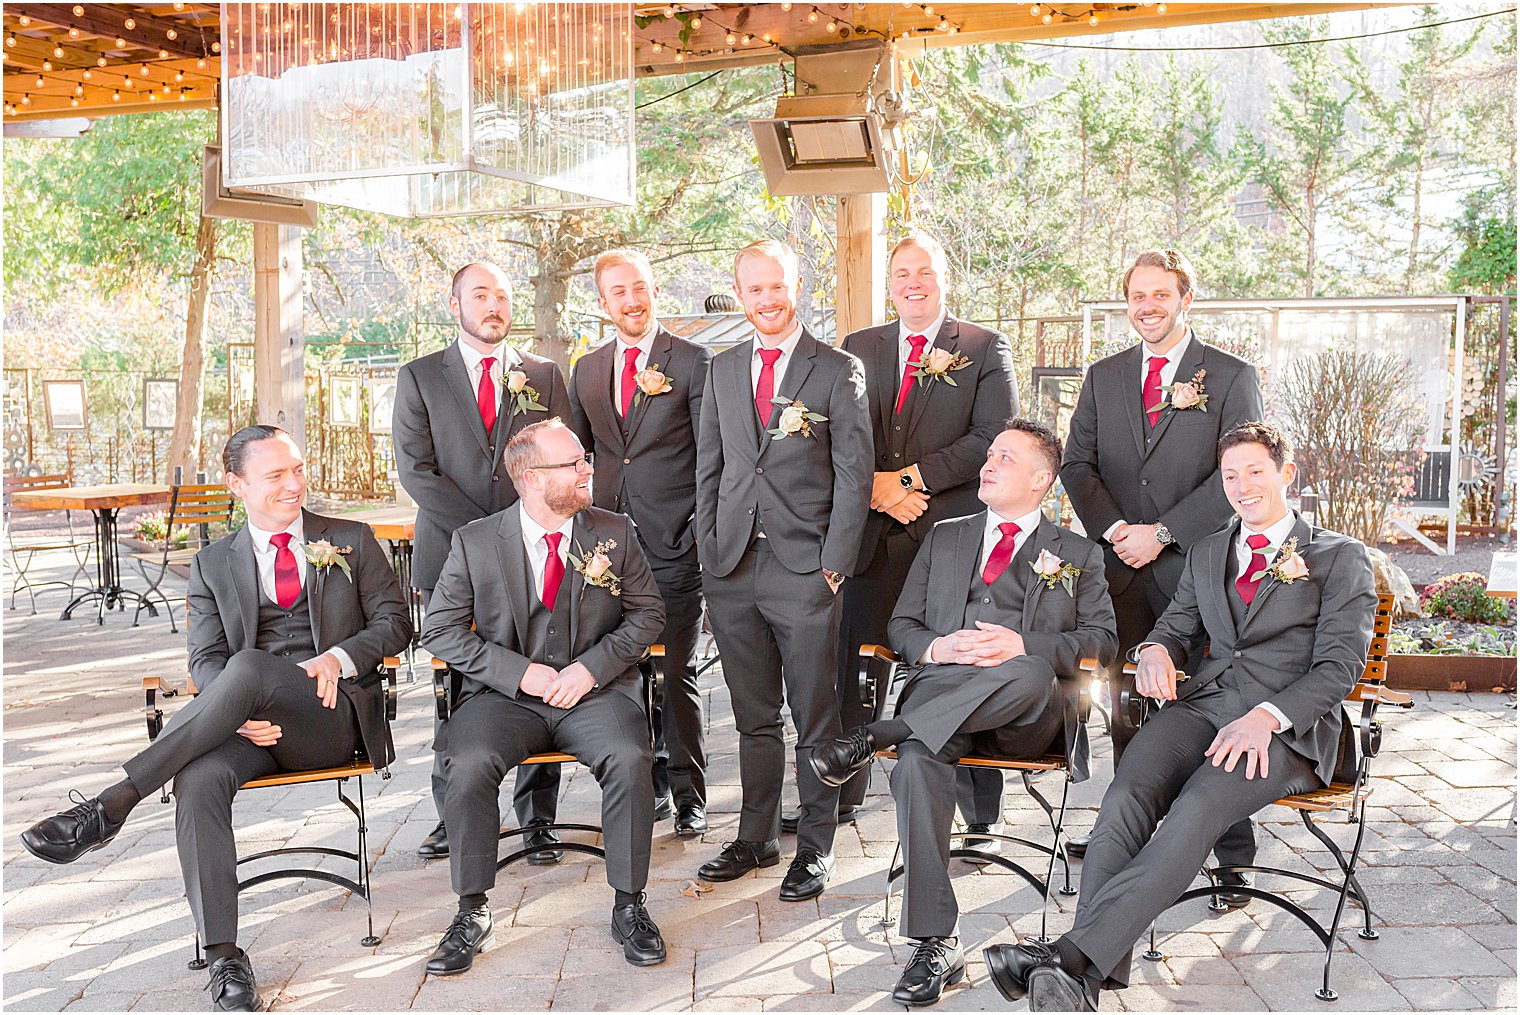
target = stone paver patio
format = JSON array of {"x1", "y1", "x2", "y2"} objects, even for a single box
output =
[{"x1": 3, "y1": 550, "x2": 1515, "y2": 1012}]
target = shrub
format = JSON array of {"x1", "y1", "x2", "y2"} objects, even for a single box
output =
[
  {"x1": 1419, "y1": 572, "x2": 1514, "y2": 624},
  {"x1": 134, "y1": 510, "x2": 170, "y2": 542}
]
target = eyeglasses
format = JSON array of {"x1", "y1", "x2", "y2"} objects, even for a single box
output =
[{"x1": 529, "y1": 452, "x2": 594, "y2": 472}]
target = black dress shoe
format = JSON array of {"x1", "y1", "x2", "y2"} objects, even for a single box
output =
[
  {"x1": 960, "y1": 822, "x2": 1003, "y2": 863},
  {"x1": 653, "y1": 794, "x2": 675, "y2": 822},
  {"x1": 20, "y1": 791, "x2": 126, "y2": 865},
  {"x1": 417, "y1": 821, "x2": 449, "y2": 859},
  {"x1": 780, "y1": 806, "x2": 859, "y2": 834},
  {"x1": 205, "y1": 950, "x2": 260, "y2": 1012},
  {"x1": 1214, "y1": 871, "x2": 1253, "y2": 909},
  {"x1": 698, "y1": 839, "x2": 781, "y2": 881},
  {"x1": 778, "y1": 848, "x2": 834, "y2": 901},
  {"x1": 983, "y1": 940, "x2": 1060, "y2": 1002},
  {"x1": 1028, "y1": 962, "x2": 1099, "y2": 1012},
  {"x1": 809, "y1": 726, "x2": 877, "y2": 787},
  {"x1": 1064, "y1": 836, "x2": 1089, "y2": 861},
  {"x1": 892, "y1": 937, "x2": 965, "y2": 1006},
  {"x1": 674, "y1": 803, "x2": 708, "y2": 838},
  {"x1": 425, "y1": 907, "x2": 494, "y2": 976},
  {"x1": 523, "y1": 819, "x2": 564, "y2": 866},
  {"x1": 610, "y1": 895, "x2": 667, "y2": 966}
]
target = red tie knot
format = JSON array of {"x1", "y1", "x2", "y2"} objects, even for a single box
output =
[
  {"x1": 1146, "y1": 355, "x2": 1166, "y2": 376},
  {"x1": 481, "y1": 355, "x2": 497, "y2": 375},
  {"x1": 758, "y1": 348, "x2": 782, "y2": 367},
  {"x1": 907, "y1": 333, "x2": 928, "y2": 356},
  {"x1": 270, "y1": 532, "x2": 292, "y2": 551},
  {"x1": 544, "y1": 531, "x2": 563, "y2": 554},
  {"x1": 1246, "y1": 533, "x2": 1270, "y2": 551},
  {"x1": 999, "y1": 521, "x2": 1021, "y2": 540},
  {"x1": 624, "y1": 346, "x2": 640, "y2": 366}
]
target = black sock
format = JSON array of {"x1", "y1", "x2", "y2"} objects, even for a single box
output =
[
  {"x1": 98, "y1": 778, "x2": 141, "y2": 826},
  {"x1": 204, "y1": 942, "x2": 239, "y2": 963},
  {"x1": 613, "y1": 889, "x2": 641, "y2": 908},
  {"x1": 1053, "y1": 936, "x2": 1101, "y2": 988},
  {"x1": 866, "y1": 719, "x2": 911, "y2": 748},
  {"x1": 459, "y1": 893, "x2": 488, "y2": 913}
]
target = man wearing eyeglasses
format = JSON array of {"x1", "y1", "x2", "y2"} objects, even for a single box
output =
[{"x1": 421, "y1": 418, "x2": 669, "y2": 974}]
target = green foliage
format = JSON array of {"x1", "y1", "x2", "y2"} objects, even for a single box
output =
[
  {"x1": 1419, "y1": 572, "x2": 1516, "y2": 624},
  {"x1": 1388, "y1": 622, "x2": 1513, "y2": 656},
  {"x1": 1448, "y1": 190, "x2": 1517, "y2": 293}
]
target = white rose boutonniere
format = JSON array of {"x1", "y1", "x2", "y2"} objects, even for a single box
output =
[
  {"x1": 768, "y1": 397, "x2": 828, "y2": 441},
  {"x1": 1251, "y1": 536, "x2": 1310, "y2": 585},
  {"x1": 632, "y1": 364, "x2": 673, "y2": 408},
  {"x1": 301, "y1": 539, "x2": 353, "y2": 581},
  {"x1": 912, "y1": 347, "x2": 973, "y2": 387},
  {"x1": 499, "y1": 367, "x2": 548, "y2": 415},
  {"x1": 1030, "y1": 548, "x2": 1082, "y2": 597},
  {"x1": 569, "y1": 538, "x2": 621, "y2": 596}
]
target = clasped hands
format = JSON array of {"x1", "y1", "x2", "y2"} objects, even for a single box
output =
[
  {"x1": 236, "y1": 651, "x2": 345, "y2": 746},
  {"x1": 1110, "y1": 521, "x2": 1165, "y2": 568},
  {"x1": 1136, "y1": 644, "x2": 1280, "y2": 780},
  {"x1": 519, "y1": 660, "x2": 597, "y2": 710},
  {"x1": 870, "y1": 471, "x2": 928, "y2": 525},
  {"x1": 929, "y1": 621, "x2": 1025, "y2": 666}
]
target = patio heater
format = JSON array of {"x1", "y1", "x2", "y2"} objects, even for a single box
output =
[{"x1": 219, "y1": 2, "x2": 635, "y2": 217}]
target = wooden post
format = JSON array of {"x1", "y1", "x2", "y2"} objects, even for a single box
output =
[
  {"x1": 836, "y1": 192, "x2": 887, "y2": 340},
  {"x1": 252, "y1": 223, "x2": 305, "y2": 449}
]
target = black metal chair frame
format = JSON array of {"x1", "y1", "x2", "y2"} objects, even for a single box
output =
[
  {"x1": 3, "y1": 473, "x2": 94, "y2": 614},
  {"x1": 129, "y1": 483, "x2": 236, "y2": 631},
  {"x1": 143, "y1": 657, "x2": 401, "y2": 968},
  {"x1": 856, "y1": 644, "x2": 1099, "y2": 944},
  {"x1": 431, "y1": 645, "x2": 663, "y2": 872},
  {"x1": 1133, "y1": 594, "x2": 1409, "y2": 1003}
]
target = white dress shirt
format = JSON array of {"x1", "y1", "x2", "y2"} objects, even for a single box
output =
[
  {"x1": 749, "y1": 322, "x2": 804, "y2": 396},
  {"x1": 922, "y1": 505, "x2": 1046, "y2": 664},
  {"x1": 898, "y1": 309, "x2": 947, "y2": 370},
  {"x1": 519, "y1": 502, "x2": 575, "y2": 603},
  {"x1": 246, "y1": 516, "x2": 357, "y2": 678},
  {"x1": 609, "y1": 333, "x2": 655, "y2": 416},
  {"x1": 456, "y1": 337, "x2": 522, "y2": 397},
  {"x1": 1102, "y1": 328, "x2": 1198, "y2": 543}
]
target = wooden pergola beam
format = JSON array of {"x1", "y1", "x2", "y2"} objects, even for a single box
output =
[{"x1": 7, "y1": 4, "x2": 213, "y2": 61}]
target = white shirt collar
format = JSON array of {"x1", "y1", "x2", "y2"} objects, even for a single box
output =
[
  {"x1": 247, "y1": 513, "x2": 304, "y2": 554},
  {"x1": 899, "y1": 308, "x2": 947, "y2": 348},
  {"x1": 614, "y1": 332, "x2": 655, "y2": 366},
  {"x1": 1142, "y1": 327, "x2": 1193, "y2": 368},
  {"x1": 519, "y1": 501, "x2": 574, "y2": 550},
  {"x1": 753, "y1": 322, "x2": 803, "y2": 361},
  {"x1": 457, "y1": 337, "x2": 519, "y2": 377},
  {"x1": 1240, "y1": 510, "x2": 1297, "y2": 552},
  {"x1": 984, "y1": 505, "x2": 1045, "y2": 545}
]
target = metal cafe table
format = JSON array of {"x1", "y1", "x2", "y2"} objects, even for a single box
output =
[{"x1": 8, "y1": 482, "x2": 171, "y2": 625}]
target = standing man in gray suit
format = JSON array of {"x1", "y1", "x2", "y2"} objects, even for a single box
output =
[
  {"x1": 813, "y1": 419, "x2": 1116, "y2": 1007},
  {"x1": 694, "y1": 239, "x2": 872, "y2": 902},
  {"x1": 21, "y1": 426, "x2": 411, "y2": 1013},
  {"x1": 393, "y1": 260, "x2": 571, "y2": 862},
  {"x1": 420, "y1": 419, "x2": 668, "y2": 974},
  {"x1": 567, "y1": 248, "x2": 714, "y2": 838},
  {"x1": 818, "y1": 233, "x2": 1016, "y2": 841},
  {"x1": 1059, "y1": 248, "x2": 1263, "y2": 884},
  {"x1": 987, "y1": 421, "x2": 1377, "y2": 1011}
]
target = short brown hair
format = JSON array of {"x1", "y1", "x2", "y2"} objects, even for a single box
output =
[
  {"x1": 1005, "y1": 417, "x2": 1063, "y2": 491},
  {"x1": 223, "y1": 424, "x2": 289, "y2": 477},
  {"x1": 593, "y1": 248, "x2": 655, "y2": 294},
  {"x1": 888, "y1": 234, "x2": 949, "y2": 275},
  {"x1": 1121, "y1": 248, "x2": 1198, "y2": 300},
  {"x1": 1219, "y1": 421, "x2": 1293, "y2": 468},
  {"x1": 503, "y1": 417, "x2": 571, "y2": 485},
  {"x1": 732, "y1": 238, "x2": 799, "y2": 284}
]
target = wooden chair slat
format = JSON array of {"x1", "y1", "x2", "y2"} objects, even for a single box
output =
[{"x1": 240, "y1": 760, "x2": 376, "y2": 790}]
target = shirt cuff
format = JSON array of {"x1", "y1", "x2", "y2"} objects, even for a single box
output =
[
  {"x1": 905, "y1": 463, "x2": 928, "y2": 493},
  {"x1": 1129, "y1": 641, "x2": 1168, "y2": 664},
  {"x1": 328, "y1": 646, "x2": 359, "y2": 680},
  {"x1": 919, "y1": 637, "x2": 940, "y2": 666},
  {"x1": 1103, "y1": 520, "x2": 1127, "y2": 542},
  {"x1": 1258, "y1": 702, "x2": 1292, "y2": 733}
]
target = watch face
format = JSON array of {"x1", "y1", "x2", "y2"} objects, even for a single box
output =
[{"x1": 900, "y1": 474, "x2": 915, "y2": 488}]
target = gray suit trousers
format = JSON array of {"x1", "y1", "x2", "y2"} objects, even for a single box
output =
[{"x1": 1065, "y1": 696, "x2": 1315, "y2": 988}]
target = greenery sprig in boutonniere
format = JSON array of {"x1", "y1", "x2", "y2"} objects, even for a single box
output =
[
  {"x1": 768, "y1": 397, "x2": 828, "y2": 441},
  {"x1": 1147, "y1": 367, "x2": 1209, "y2": 414},
  {"x1": 569, "y1": 539, "x2": 621, "y2": 596},
  {"x1": 500, "y1": 367, "x2": 548, "y2": 415},
  {"x1": 1250, "y1": 536, "x2": 1310, "y2": 585},
  {"x1": 632, "y1": 364, "x2": 673, "y2": 408},
  {"x1": 912, "y1": 347, "x2": 973, "y2": 387},
  {"x1": 302, "y1": 539, "x2": 353, "y2": 581},
  {"x1": 1030, "y1": 548, "x2": 1082, "y2": 597}
]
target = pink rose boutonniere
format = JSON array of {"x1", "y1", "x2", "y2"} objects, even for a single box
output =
[
  {"x1": 912, "y1": 347, "x2": 973, "y2": 388},
  {"x1": 1148, "y1": 367, "x2": 1209, "y2": 414},
  {"x1": 632, "y1": 364, "x2": 673, "y2": 408},
  {"x1": 569, "y1": 538, "x2": 621, "y2": 596},
  {"x1": 1251, "y1": 536, "x2": 1310, "y2": 586},
  {"x1": 1030, "y1": 548, "x2": 1083, "y2": 597}
]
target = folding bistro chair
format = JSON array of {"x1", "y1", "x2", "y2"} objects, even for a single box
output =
[
  {"x1": 128, "y1": 483, "x2": 236, "y2": 630},
  {"x1": 3, "y1": 472, "x2": 93, "y2": 613}
]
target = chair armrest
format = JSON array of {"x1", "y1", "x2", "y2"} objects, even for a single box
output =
[
  {"x1": 854, "y1": 644, "x2": 901, "y2": 724},
  {"x1": 648, "y1": 643, "x2": 665, "y2": 658},
  {"x1": 1349, "y1": 683, "x2": 1413, "y2": 708},
  {"x1": 380, "y1": 658, "x2": 401, "y2": 722},
  {"x1": 1078, "y1": 656, "x2": 1101, "y2": 674},
  {"x1": 142, "y1": 676, "x2": 188, "y2": 742},
  {"x1": 858, "y1": 643, "x2": 902, "y2": 662},
  {"x1": 431, "y1": 658, "x2": 451, "y2": 723}
]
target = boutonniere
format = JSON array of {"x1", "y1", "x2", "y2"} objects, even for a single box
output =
[
  {"x1": 1250, "y1": 536, "x2": 1310, "y2": 585},
  {"x1": 632, "y1": 364, "x2": 673, "y2": 408},
  {"x1": 1030, "y1": 548, "x2": 1082, "y2": 597},
  {"x1": 912, "y1": 347, "x2": 973, "y2": 387},
  {"x1": 499, "y1": 367, "x2": 548, "y2": 415},
  {"x1": 569, "y1": 538, "x2": 621, "y2": 596},
  {"x1": 768, "y1": 397, "x2": 828, "y2": 441},
  {"x1": 1148, "y1": 367, "x2": 1209, "y2": 414},
  {"x1": 301, "y1": 539, "x2": 353, "y2": 581}
]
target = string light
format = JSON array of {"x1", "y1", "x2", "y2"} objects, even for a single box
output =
[
  {"x1": 158, "y1": 49, "x2": 169, "y2": 59},
  {"x1": 112, "y1": 90, "x2": 121, "y2": 101},
  {"x1": 1030, "y1": 4, "x2": 1042, "y2": 15},
  {"x1": 725, "y1": 31, "x2": 736, "y2": 44},
  {"x1": 740, "y1": 32, "x2": 753, "y2": 45},
  {"x1": 1089, "y1": 12, "x2": 1101, "y2": 26},
  {"x1": 807, "y1": 9, "x2": 819, "y2": 23},
  {"x1": 782, "y1": 2, "x2": 793, "y2": 10},
  {"x1": 72, "y1": 5, "x2": 85, "y2": 15},
  {"x1": 70, "y1": 95, "x2": 79, "y2": 106},
  {"x1": 196, "y1": 57, "x2": 207, "y2": 68},
  {"x1": 82, "y1": 68, "x2": 92, "y2": 79},
  {"x1": 689, "y1": 16, "x2": 701, "y2": 29},
  {"x1": 115, "y1": 37, "x2": 127, "y2": 48},
  {"x1": 174, "y1": 1, "x2": 186, "y2": 9},
  {"x1": 124, "y1": 18, "x2": 137, "y2": 30},
  {"x1": 1042, "y1": 12, "x2": 1053, "y2": 24},
  {"x1": 139, "y1": 62, "x2": 150, "y2": 75},
  {"x1": 42, "y1": 60, "x2": 52, "y2": 71},
  {"x1": 73, "y1": 82, "x2": 83, "y2": 94},
  {"x1": 1157, "y1": 3, "x2": 1167, "y2": 11},
  {"x1": 826, "y1": 19, "x2": 838, "y2": 32},
  {"x1": 17, "y1": 14, "x2": 29, "y2": 26},
  {"x1": 96, "y1": 56, "x2": 107, "y2": 66},
  {"x1": 4, "y1": 34, "x2": 15, "y2": 48},
  {"x1": 52, "y1": 45, "x2": 64, "y2": 58},
  {"x1": 166, "y1": 28, "x2": 178, "y2": 40},
  {"x1": 21, "y1": 92, "x2": 32, "y2": 105},
  {"x1": 34, "y1": 74, "x2": 44, "y2": 87},
  {"x1": 174, "y1": 69, "x2": 184, "y2": 81}
]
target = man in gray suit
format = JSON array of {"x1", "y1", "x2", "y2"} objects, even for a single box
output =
[
  {"x1": 1059, "y1": 248, "x2": 1264, "y2": 884},
  {"x1": 21, "y1": 425, "x2": 411, "y2": 1012},
  {"x1": 987, "y1": 421, "x2": 1377, "y2": 1011},
  {"x1": 814, "y1": 234, "x2": 1017, "y2": 837},
  {"x1": 393, "y1": 260, "x2": 571, "y2": 861},
  {"x1": 420, "y1": 419, "x2": 668, "y2": 974},
  {"x1": 566, "y1": 248, "x2": 714, "y2": 838},
  {"x1": 813, "y1": 419, "x2": 1116, "y2": 1007},
  {"x1": 694, "y1": 238, "x2": 872, "y2": 902}
]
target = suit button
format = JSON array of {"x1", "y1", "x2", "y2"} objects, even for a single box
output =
[
  {"x1": 893, "y1": 452, "x2": 902, "y2": 459},
  {"x1": 755, "y1": 467, "x2": 764, "y2": 475},
  {"x1": 894, "y1": 425, "x2": 902, "y2": 432},
  {"x1": 492, "y1": 475, "x2": 500, "y2": 482},
  {"x1": 549, "y1": 627, "x2": 556, "y2": 634},
  {"x1": 624, "y1": 458, "x2": 631, "y2": 465},
  {"x1": 983, "y1": 597, "x2": 991, "y2": 604},
  {"x1": 748, "y1": 508, "x2": 755, "y2": 514},
  {"x1": 1146, "y1": 437, "x2": 1153, "y2": 444},
  {"x1": 489, "y1": 444, "x2": 495, "y2": 454},
  {"x1": 1140, "y1": 478, "x2": 1150, "y2": 486},
  {"x1": 1233, "y1": 650, "x2": 1242, "y2": 658}
]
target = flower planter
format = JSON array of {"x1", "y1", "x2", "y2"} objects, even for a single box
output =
[{"x1": 1385, "y1": 653, "x2": 1517, "y2": 693}]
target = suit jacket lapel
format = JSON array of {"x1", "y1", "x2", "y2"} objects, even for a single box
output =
[
  {"x1": 623, "y1": 330, "x2": 672, "y2": 448},
  {"x1": 1143, "y1": 335, "x2": 1205, "y2": 460},
  {"x1": 442, "y1": 343, "x2": 492, "y2": 457},
  {"x1": 1116, "y1": 345, "x2": 1147, "y2": 459},
  {"x1": 757, "y1": 332, "x2": 818, "y2": 462},
  {"x1": 584, "y1": 343, "x2": 627, "y2": 453},
  {"x1": 951, "y1": 512, "x2": 983, "y2": 630},
  {"x1": 1021, "y1": 516, "x2": 1058, "y2": 619},
  {"x1": 1211, "y1": 520, "x2": 1240, "y2": 640},
  {"x1": 228, "y1": 526, "x2": 261, "y2": 650},
  {"x1": 495, "y1": 509, "x2": 532, "y2": 651},
  {"x1": 301, "y1": 509, "x2": 327, "y2": 651},
  {"x1": 903, "y1": 316, "x2": 959, "y2": 437},
  {"x1": 873, "y1": 328, "x2": 899, "y2": 433},
  {"x1": 731, "y1": 338, "x2": 762, "y2": 450},
  {"x1": 569, "y1": 515, "x2": 594, "y2": 648},
  {"x1": 1241, "y1": 513, "x2": 1312, "y2": 631}
]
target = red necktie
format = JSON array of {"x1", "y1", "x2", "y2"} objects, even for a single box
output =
[
  {"x1": 895, "y1": 333, "x2": 929, "y2": 415},
  {"x1": 619, "y1": 346, "x2": 640, "y2": 417},
  {"x1": 269, "y1": 532, "x2": 301, "y2": 609},
  {"x1": 980, "y1": 521, "x2": 1022, "y2": 585},
  {"x1": 1235, "y1": 533, "x2": 1272, "y2": 605},
  {"x1": 755, "y1": 347, "x2": 782, "y2": 427},
  {"x1": 541, "y1": 531, "x2": 565, "y2": 610},
  {"x1": 477, "y1": 356, "x2": 498, "y2": 434},
  {"x1": 1143, "y1": 355, "x2": 1166, "y2": 427}
]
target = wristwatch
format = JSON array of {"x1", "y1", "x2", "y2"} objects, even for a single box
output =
[
  {"x1": 1153, "y1": 523, "x2": 1176, "y2": 546},
  {"x1": 898, "y1": 471, "x2": 916, "y2": 490}
]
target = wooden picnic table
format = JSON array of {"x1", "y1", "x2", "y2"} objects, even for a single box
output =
[{"x1": 8, "y1": 483, "x2": 171, "y2": 625}]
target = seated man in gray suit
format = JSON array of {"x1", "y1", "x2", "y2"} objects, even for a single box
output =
[
  {"x1": 813, "y1": 418, "x2": 1116, "y2": 1007},
  {"x1": 20, "y1": 425, "x2": 412, "y2": 1012},
  {"x1": 985, "y1": 421, "x2": 1377, "y2": 1011},
  {"x1": 420, "y1": 419, "x2": 668, "y2": 975}
]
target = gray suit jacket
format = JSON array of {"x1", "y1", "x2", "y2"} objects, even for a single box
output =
[
  {"x1": 1060, "y1": 331, "x2": 1263, "y2": 597},
  {"x1": 694, "y1": 328, "x2": 872, "y2": 578},
  {"x1": 1144, "y1": 513, "x2": 1376, "y2": 786},
  {"x1": 420, "y1": 505, "x2": 667, "y2": 723},
  {"x1": 185, "y1": 510, "x2": 412, "y2": 767},
  {"x1": 566, "y1": 328, "x2": 713, "y2": 561},
  {"x1": 842, "y1": 315, "x2": 1016, "y2": 565},
  {"x1": 393, "y1": 343, "x2": 570, "y2": 590},
  {"x1": 888, "y1": 512, "x2": 1118, "y2": 779}
]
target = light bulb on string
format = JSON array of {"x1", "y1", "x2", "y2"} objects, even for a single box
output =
[
  {"x1": 72, "y1": 4, "x2": 84, "y2": 15},
  {"x1": 16, "y1": 14, "x2": 28, "y2": 25},
  {"x1": 123, "y1": 18, "x2": 136, "y2": 30},
  {"x1": 825, "y1": 19, "x2": 837, "y2": 32}
]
